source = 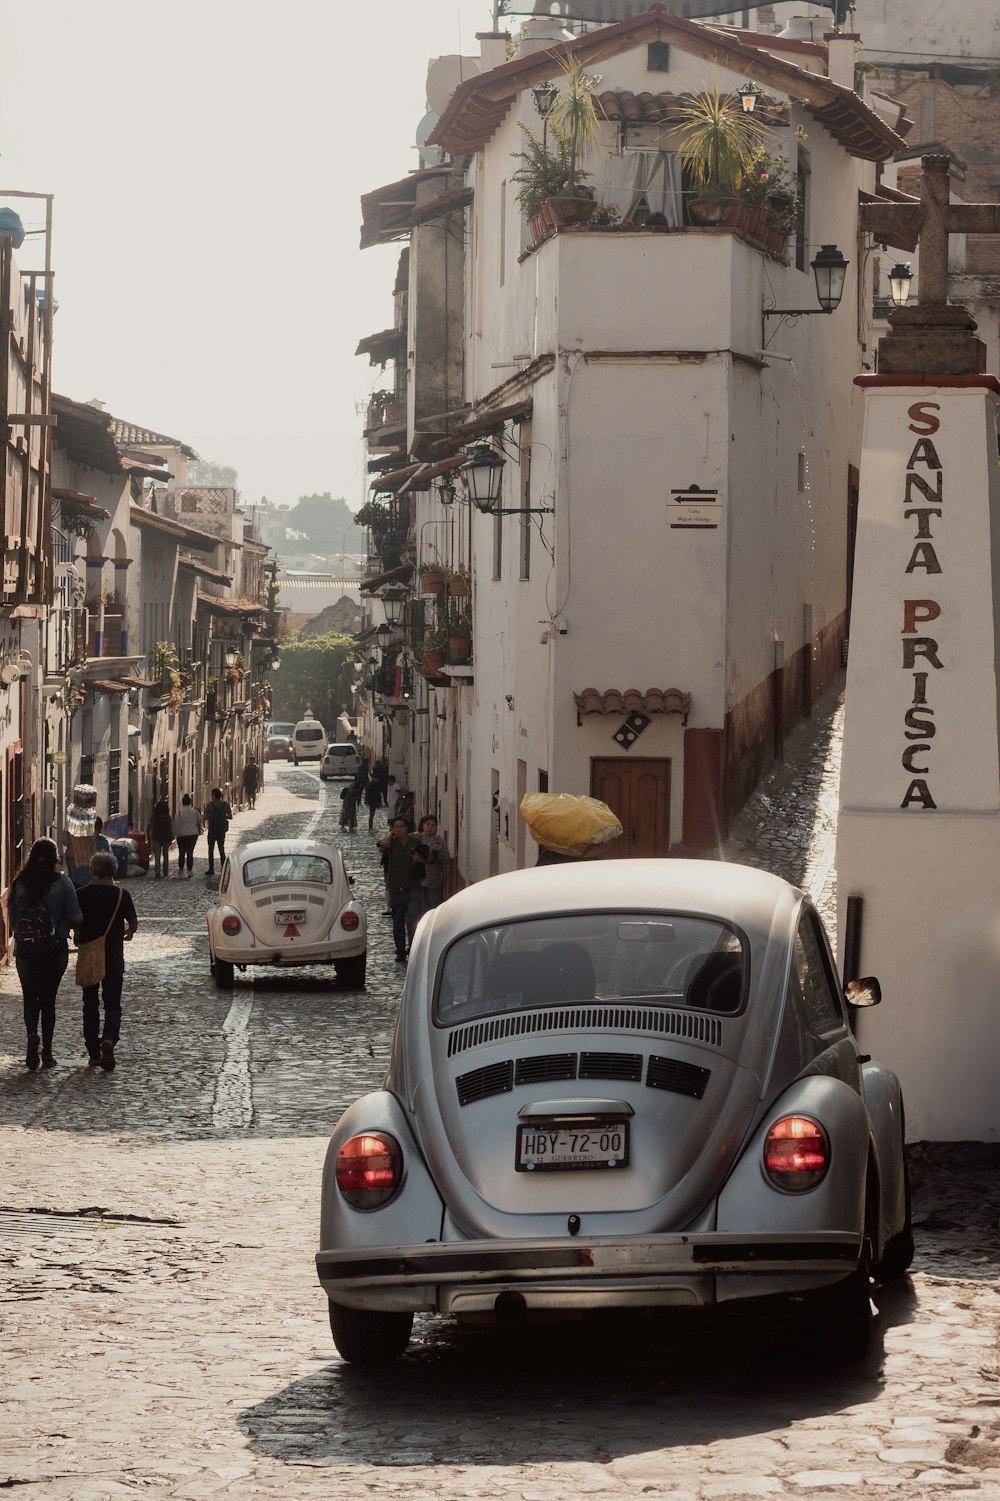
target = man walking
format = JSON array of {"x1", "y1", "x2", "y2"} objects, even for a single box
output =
[
  {"x1": 242, "y1": 757, "x2": 260, "y2": 810},
  {"x1": 378, "y1": 816, "x2": 424, "y2": 963},
  {"x1": 205, "y1": 787, "x2": 233, "y2": 876}
]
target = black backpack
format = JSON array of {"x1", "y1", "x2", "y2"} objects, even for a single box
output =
[{"x1": 13, "y1": 884, "x2": 57, "y2": 955}]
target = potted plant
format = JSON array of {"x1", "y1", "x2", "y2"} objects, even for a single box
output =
[
  {"x1": 418, "y1": 560, "x2": 447, "y2": 595},
  {"x1": 512, "y1": 123, "x2": 573, "y2": 238},
  {"x1": 418, "y1": 626, "x2": 448, "y2": 676},
  {"x1": 673, "y1": 81, "x2": 765, "y2": 226},
  {"x1": 446, "y1": 605, "x2": 472, "y2": 663},
  {"x1": 736, "y1": 148, "x2": 801, "y2": 250},
  {"x1": 446, "y1": 565, "x2": 471, "y2": 598},
  {"x1": 513, "y1": 56, "x2": 602, "y2": 236}
]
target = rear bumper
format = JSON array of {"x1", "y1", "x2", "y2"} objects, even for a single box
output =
[
  {"x1": 316, "y1": 1232, "x2": 861, "y2": 1313},
  {"x1": 215, "y1": 937, "x2": 365, "y2": 967}
]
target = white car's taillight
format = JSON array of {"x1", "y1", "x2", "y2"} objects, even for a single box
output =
[
  {"x1": 222, "y1": 915, "x2": 242, "y2": 936},
  {"x1": 763, "y1": 1115, "x2": 830, "y2": 1192},
  {"x1": 340, "y1": 910, "x2": 360, "y2": 932},
  {"x1": 335, "y1": 1133, "x2": 402, "y2": 1210}
]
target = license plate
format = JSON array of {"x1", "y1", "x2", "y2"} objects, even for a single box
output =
[
  {"x1": 275, "y1": 909, "x2": 306, "y2": 924},
  {"x1": 516, "y1": 1121, "x2": 629, "y2": 1172}
]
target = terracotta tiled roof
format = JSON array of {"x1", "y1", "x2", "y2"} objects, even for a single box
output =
[
  {"x1": 596, "y1": 89, "x2": 788, "y2": 128},
  {"x1": 430, "y1": 4, "x2": 906, "y2": 163},
  {"x1": 573, "y1": 687, "x2": 692, "y2": 720},
  {"x1": 112, "y1": 418, "x2": 199, "y2": 461}
]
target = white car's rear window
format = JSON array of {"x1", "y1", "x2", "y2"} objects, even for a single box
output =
[
  {"x1": 243, "y1": 854, "x2": 334, "y2": 887},
  {"x1": 295, "y1": 727, "x2": 324, "y2": 742},
  {"x1": 436, "y1": 913, "x2": 747, "y2": 1024}
]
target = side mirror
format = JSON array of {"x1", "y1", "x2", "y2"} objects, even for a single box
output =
[{"x1": 845, "y1": 976, "x2": 881, "y2": 1008}]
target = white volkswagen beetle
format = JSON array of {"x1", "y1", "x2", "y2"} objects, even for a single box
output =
[
  {"x1": 207, "y1": 838, "x2": 367, "y2": 989},
  {"x1": 316, "y1": 860, "x2": 911, "y2": 1364}
]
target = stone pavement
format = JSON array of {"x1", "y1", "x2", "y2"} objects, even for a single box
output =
[{"x1": 0, "y1": 747, "x2": 997, "y2": 1500}]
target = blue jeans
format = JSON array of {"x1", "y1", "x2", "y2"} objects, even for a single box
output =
[
  {"x1": 388, "y1": 886, "x2": 422, "y2": 959},
  {"x1": 152, "y1": 840, "x2": 170, "y2": 875},
  {"x1": 16, "y1": 943, "x2": 69, "y2": 1051},
  {"x1": 82, "y1": 963, "x2": 125, "y2": 1055}
]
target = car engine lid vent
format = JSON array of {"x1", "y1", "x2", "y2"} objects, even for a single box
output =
[
  {"x1": 514, "y1": 1052, "x2": 578, "y2": 1085},
  {"x1": 579, "y1": 1051, "x2": 643, "y2": 1082},
  {"x1": 645, "y1": 1054, "x2": 711, "y2": 1100},
  {"x1": 456, "y1": 1059, "x2": 514, "y2": 1106}
]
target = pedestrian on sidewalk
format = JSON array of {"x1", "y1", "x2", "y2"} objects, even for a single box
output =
[
  {"x1": 395, "y1": 787, "x2": 416, "y2": 831},
  {"x1": 148, "y1": 798, "x2": 173, "y2": 878},
  {"x1": 173, "y1": 794, "x2": 202, "y2": 877},
  {"x1": 364, "y1": 771, "x2": 383, "y2": 831},
  {"x1": 205, "y1": 788, "x2": 232, "y2": 876},
  {"x1": 378, "y1": 816, "x2": 424, "y2": 962},
  {"x1": 242, "y1": 757, "x2": 260, "y2": 810},
  {"x1": 415, "y1": 815, "x2": 451, "y2": 911},
  {"x1": 339, "y1": 779, "x2": 360, "y2": 831},
  {"x1": 76, "y1": 851, "x2": 138, "y2": 1071},
  {"x1": 10, "y1": 837, "x2": 83, "y2": 1071}
]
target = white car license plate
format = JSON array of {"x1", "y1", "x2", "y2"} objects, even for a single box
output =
[
  {"x1": 516, "y1": 1121, "x2": 629, "y2": 1172},
  {"x1": 275, "y1": 909, "x2": 306, "y2": 924}
]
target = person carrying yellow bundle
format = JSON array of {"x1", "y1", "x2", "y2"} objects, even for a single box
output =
[{"x1": 519, "y1": 792, "x2": 623, "y2": 865}]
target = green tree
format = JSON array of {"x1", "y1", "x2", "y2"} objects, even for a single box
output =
[
  {"x1": 188, "y1": 458, "x2": 238, "y2": 486},
  {"x1": 269, "y1": 632, "x2": 357, "y2": 728},
  {"x1": 287, "y1": 493, "x2": 365, "y2": 553}
]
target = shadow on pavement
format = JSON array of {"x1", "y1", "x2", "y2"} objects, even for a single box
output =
[{"x1": 238, "y1": 1297, "x2": 909, "y2": 1468}]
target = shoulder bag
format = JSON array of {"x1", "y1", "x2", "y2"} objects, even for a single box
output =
[{"x1": 76, "y1": 889, "x2": 123, "y2": 988}]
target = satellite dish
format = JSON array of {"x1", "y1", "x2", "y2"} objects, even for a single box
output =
[
  {"x1": 416, "y1": 110, "x2": 443, "y2": 169},
  {"x1": 426, "y1": 55, "x2": 479, "y2": 115}
]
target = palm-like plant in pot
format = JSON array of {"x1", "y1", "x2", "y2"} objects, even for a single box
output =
[
  {"x1": 673, "y1": 81, "x2": 765, "y2": 227},
  {"x1": 514, "y1": 54, "x2": 603, "y2": 234}
]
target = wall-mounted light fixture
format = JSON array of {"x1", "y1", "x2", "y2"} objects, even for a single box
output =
[
  {"x1": 888, "y1": 261, "x2": 913, "y2": 308},
  {"x1": 761, "y1": 244, "x2": 849, "y2": 348},
  {"x1": 737, "y1": 80, "x2": 763, "y2": 115},
  {"x1": 460, "y1": 444, "x2": 554, "y2": 517},
  {"x1": 381, "y1": 587, "x2": 407, "y2": 628},
  {"x1": 374, "y1": 622, "x2": 392, "y2": 652},
  {"x1": 223, "y1": 645, "x2": 239, "y2": 670}
]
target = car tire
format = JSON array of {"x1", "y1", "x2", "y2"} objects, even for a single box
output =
[
  {"x1": 213, "y1": 958, "x2": 235, "y2": 990},
  {"x1": 335, "y1": 952, "x2": 367, "y2": 989},
  {"x1": 328, "y1": 1300, "x2": 412, "y2": 1364}
]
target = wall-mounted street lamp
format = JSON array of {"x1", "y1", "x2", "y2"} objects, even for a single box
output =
[
  {"x1": 270, "y1": 654, "x2": 281, "y2": 671},
  {"x1": 223, "y1": 645, "x2": 239, "y2": 670},
  {"x1": 374, "y1": 622, "x2": 392, "y2": 652},
  {"x1": 460, "y1": 444, "x2": 554, "y2": 517},
  {"x1": 381, "y1": 587, "x2": 406, "y2": 628},
  {"x1": 737, "y1": 81, "x2": 763, "y2": 115},
  {"x1": 888, "y1": 261, "x2": 913, "y2": 308},
  {"x1": 761, "y1": 244, "x2": 849, "y2": 348}
]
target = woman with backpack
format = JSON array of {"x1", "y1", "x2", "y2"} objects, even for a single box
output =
[{"x1": 10, "y1": 838, "x2": 83, "y2": 1071}]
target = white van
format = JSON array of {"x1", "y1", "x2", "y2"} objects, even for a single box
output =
[{"x1": 291, "y1": 717, "x2": 326, "y2": 765}]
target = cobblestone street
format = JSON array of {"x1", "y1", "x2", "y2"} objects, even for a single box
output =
[{"x1": 1, "y1": 739, "x2": 997, "y2": 1500}]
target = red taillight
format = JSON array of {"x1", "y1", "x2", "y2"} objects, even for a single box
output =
[
  {"x1": 222, "y1": 915, "x2": 242, "y2": 936},
  {"x1": 763, "y1": 1116, "x2": 830, "y2": 1191},
  {"x1": 335, "y1": 1133, "x2": 402, "y2": 1210},
  {"x1": 340, "y1": 911, "x2": 360, "y2": 931}
]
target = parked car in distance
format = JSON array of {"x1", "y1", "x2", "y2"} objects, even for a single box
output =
[
  {"x1": 207, "y1": 838, "x2": 366, "y2": 989},
  {"x1": 321, "y1": 742, "x2": 363, "y2": 780},
  {"x1": 316, "y1": 859, "x2": 911, "y2": 1365},
  {"x1": 267, "y1": 721, "x2": 296, "y2": 739},
  {"x1": 291, "y1": 716, "x2": 326, "y2": 765}
]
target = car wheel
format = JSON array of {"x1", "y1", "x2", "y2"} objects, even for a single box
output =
[
  {"x1": 328, "y1": 1300, "x2": 412, "y2": 1364},
  {"x1": 213, "y1": 958, "x2": 235, "y2": 990},
  {"x1": 336, "y1": 952, "x2": 367, "y2": 989}
]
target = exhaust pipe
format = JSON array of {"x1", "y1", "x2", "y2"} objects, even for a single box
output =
[{"x1": 494, "y1": 1290, "x2": 527, "y2": 1322}]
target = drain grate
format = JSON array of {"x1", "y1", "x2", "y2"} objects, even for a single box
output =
[{"x1": 0, "y1": 1206, "x2": 182, "y2": 1238}]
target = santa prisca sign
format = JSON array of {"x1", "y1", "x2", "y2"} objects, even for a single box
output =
[{"x1": 840, "y1": 376, "x2": 1000, "y2": 816}]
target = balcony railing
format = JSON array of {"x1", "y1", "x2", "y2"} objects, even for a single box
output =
[{"x1": 45, "y1": 605, "x2": 88, "y2": 679}]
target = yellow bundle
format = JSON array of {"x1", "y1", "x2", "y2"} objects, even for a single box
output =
[{"x1": 519, "y1": 792, "x2": 623, "y2": 858}]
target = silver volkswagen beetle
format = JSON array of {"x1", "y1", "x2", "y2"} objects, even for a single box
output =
[
  {"x1": 316, "y1": 861, "x2": 911, "y2": 1363},
  {"x1": 207, "y1": 838, "x2": 367, "y2": 989}
]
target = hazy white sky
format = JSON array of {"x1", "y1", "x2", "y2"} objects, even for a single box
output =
[{"x1": 0, "y1": 0, "x2": 498, "y2": 511}]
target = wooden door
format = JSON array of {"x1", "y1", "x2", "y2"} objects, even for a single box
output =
[{"x1": 591, "y1": 757, "x2": 670, "y2": 859}]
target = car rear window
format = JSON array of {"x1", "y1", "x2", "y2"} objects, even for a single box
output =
[
  {"x1": 436, "y1": 913, "x2": 747, "y2": 1025},
  {"x1": 295, "y1": 727, "x2": 324, "y2": 742},
  {"x1": 268, "y1": 723, "x2": 295, "y2": 737},
  {"x1": 242, "y1": 854, "x2": 334, "y2": 887},
  {"x1": 326, "y1": 745, "x2": 356, "y2": 757}
]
